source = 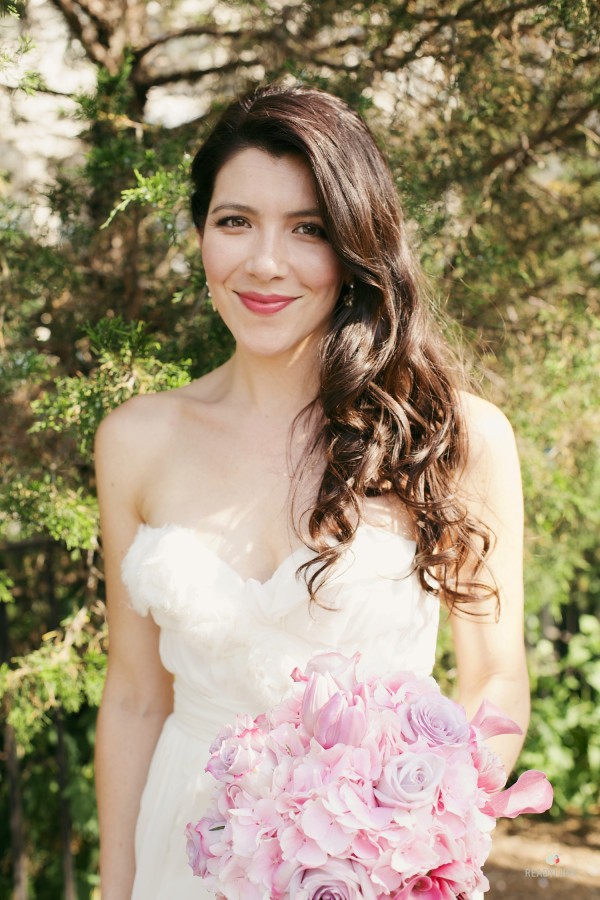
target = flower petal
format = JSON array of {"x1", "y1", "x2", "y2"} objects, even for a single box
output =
[
  {"x1": 470, "y1": 699, "x2": 523, "y2": 740},
  {"x1": 481, "y1": 770, "x2": 553, "y2": 818}
]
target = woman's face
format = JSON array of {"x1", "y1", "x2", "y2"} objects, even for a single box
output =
[{"x1": 199, "y1": 148, "x2": 346, "y2": 359}]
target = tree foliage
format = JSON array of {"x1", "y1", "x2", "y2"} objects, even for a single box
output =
[{"x1": 1, "y1": 0, "x2": 599, "y2": 894}]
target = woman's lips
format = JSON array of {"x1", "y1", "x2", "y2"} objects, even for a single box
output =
[{"x1": 237, "y1": 292, "x2": 298, "y2": 315}]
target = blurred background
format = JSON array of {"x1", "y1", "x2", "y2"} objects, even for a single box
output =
[{"x1": 0, "y1": 1, "x2": 598, "y2": 897}]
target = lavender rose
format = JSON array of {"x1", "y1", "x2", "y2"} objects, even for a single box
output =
[
  {"x1": 287, "y1": 858, "x2": 378, "y2": 900},
  {"x1": 403, "y1": 693, "x2": 470, "y2": 746},
  {"x1": 374, "y1": 751, "x2": 445, "y2": 809}
]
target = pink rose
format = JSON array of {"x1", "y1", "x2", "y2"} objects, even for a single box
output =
[
  {"x1": 287, "y1": 858, "x2": 378, "y2": 899},
  {"x1": 394, "y1": 873, "x2": 458, "y2": 899},
  {"x1": 217, "y1": 783, "x2": 255, "y2": 817},
  {"x1": 206, "y1": 728, "x2": 265, "y2": 781},
  {"x1": 403, "y1": 694, "x2": 470, "y2": 746},
  {"x1": 431, "y1": 859, "x2": 489, "y2": 897},
  {"x1": 209, "y1": 714, "x2": 257, "y2": 754},
  {"x1": 189, "y1": 651, "x2": 553, "y2": 899},
  {"x1": 185, "y1": 816, "x2": 226, "y2": 877},
  {"x1": 374, "y1": 751, "x2": 445, "y2": 809}
]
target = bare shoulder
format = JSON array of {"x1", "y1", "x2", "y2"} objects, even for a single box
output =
[
  {"x1": 95, "y1": 390, "x2": 181, "y2": 456},
  {"x1": 94, "y1": 389, "x2": 192, "y2": 514},
  {"x1": 456, "y1": 391, "x2": 522, "y2": 516},
  {"x1": 458, "y1": 391, "x2": 517, "y2": 470},
  {"x1": 459, "y1": 391, "x2": 515, "y2": 443},
  {"x1": 96, "y1": 362, "x2": 229, "y2": 445}
]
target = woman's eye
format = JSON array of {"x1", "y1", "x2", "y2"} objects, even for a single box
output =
[
  {"x1": 295, "y1": 222, "x2": 327, "y2": 238},
  {"x1": 215, "y1": 215, "x2": 249, "y2": 228}
]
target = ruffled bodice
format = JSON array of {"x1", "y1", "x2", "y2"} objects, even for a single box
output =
[{"x1": 122, "y1": 523, "x2": 440, "y2": 732}]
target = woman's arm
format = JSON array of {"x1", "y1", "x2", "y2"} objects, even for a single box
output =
[
  {"x1": 94, "y1": 402, "x2": 174, "y2": 899},
  {"x1": 450, "y1": 394, "x2": 530, "y2": 776}
]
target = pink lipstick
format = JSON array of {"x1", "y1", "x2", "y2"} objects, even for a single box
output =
[{"x1": 238, "y1": 292, "x2": 298, "y2": 315}]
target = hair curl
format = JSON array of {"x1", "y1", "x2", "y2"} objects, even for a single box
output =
[{"x1": 190, "y1": 84, "x2": 496, "y2": 613}]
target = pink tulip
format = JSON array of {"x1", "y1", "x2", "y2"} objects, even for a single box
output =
[
  {"x1": 304, "y1": 651, "x2": 361, "y2": 691},
  {"x1": 313, "y1": 691, "x2": 368, "y2": 749},
  {"x1": 301, "y1": 672, "x2": 339, "y2": 736}
]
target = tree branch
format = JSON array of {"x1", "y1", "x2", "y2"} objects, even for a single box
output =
[
  {"x1": 72, "y1": 0, "x2": 112, "y2": 33},
  {"x1": 133, "y1": 58, "x2": 260, "y2": 91},
  {"x1": 48, "y1": 0, "x2": 112, "y2": 68},
  {"x1": 0, "y1": 81, "x2": 74, "y2": 97},
  {"x1": 132, "y1": 24, "x2": 254, "y2": 62},
  {"x1": 381, "y1": 19, "x2": 448, "y2": 71},
  {"x1": 573, "y1": 50, "x2": 600, "y2": 67},
  {"x1": 482, "y1": 96, "x2": 600, "y2": 177},
  {"x1": 407, "y1": 0, "x2": 538, "y2": 24}
]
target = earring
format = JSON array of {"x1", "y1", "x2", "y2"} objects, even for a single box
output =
[{"x1": 343, "y1": 281, "x2": 355, "y2": 307}]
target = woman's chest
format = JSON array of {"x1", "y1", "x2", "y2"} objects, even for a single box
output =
[{"x1": 141, "y1": 422, "x2": 321, "y2": 581}]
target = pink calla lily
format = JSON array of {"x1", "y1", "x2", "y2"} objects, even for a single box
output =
[
  {"x1": 481, "y1": 769, "x2": 553, "y2": 818},
  {"x1": 469, "y1": 699, "x2": 523, "y2": 741}
]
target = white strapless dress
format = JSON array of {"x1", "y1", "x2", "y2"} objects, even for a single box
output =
[{"x1": 121, "y1": 522, "x2": 484, "y2": 899}]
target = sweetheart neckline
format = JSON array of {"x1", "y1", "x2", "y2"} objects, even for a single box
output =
[{"x1": 126, "y1": 521, "x2": 417, "y2": 589}]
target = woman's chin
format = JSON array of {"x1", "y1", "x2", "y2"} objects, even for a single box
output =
[{"x1": 232, "y1": 330, "x2": 323, "y2": 362}]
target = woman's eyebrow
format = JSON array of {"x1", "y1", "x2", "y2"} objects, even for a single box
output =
[
  {"x1": 210, "y1": 202, "x2": 322, "y2": 217},
  {"x1": 210, "y1": 203, "x2": 255, "y2": 214},
  {"x1": 287, "y1": 207, "x2": 322, "y2": 217}
]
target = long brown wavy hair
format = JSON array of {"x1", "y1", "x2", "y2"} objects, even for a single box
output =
[{"x1": 191, "y1": 84, "x2": 496, "y2": 612}]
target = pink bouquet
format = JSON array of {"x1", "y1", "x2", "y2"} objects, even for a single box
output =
[{"x1": 186, "y1": 652, "x2": 552, "y2": 899}]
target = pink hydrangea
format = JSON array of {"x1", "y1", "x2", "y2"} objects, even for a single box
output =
[{"x1": 187, "y1": 651, "x2": 553, "y2": 898}]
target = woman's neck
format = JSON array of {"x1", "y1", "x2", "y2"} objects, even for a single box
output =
[{"x1": 221, "y1": 344, "x2": 321, "y2": 421}]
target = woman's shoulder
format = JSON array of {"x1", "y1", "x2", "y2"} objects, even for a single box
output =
[
  {"x1": 458, "y1": 390, "x2": 515, "y2": 446},
  {"x1": 95, "y1": 368, "x2": 227, "y2": 453},
  {"x1": 95, "y1": 389, "x2": 184, "y2": 452},
  {"x1": 456, "y1": 391, "x2": 520, "y2": 496}
]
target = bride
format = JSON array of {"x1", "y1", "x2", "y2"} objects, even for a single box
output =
[{"x1": 94, "y1": 84, "x2": 529, "y2": 898}]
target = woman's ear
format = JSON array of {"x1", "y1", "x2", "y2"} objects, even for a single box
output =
[{"x1": 196, "y1": 227, "x2": 204, "y2": 250}]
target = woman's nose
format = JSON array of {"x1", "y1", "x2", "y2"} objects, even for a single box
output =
[{"x1": 244, "y1": 231, "x2": 288, "y2": 280}]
